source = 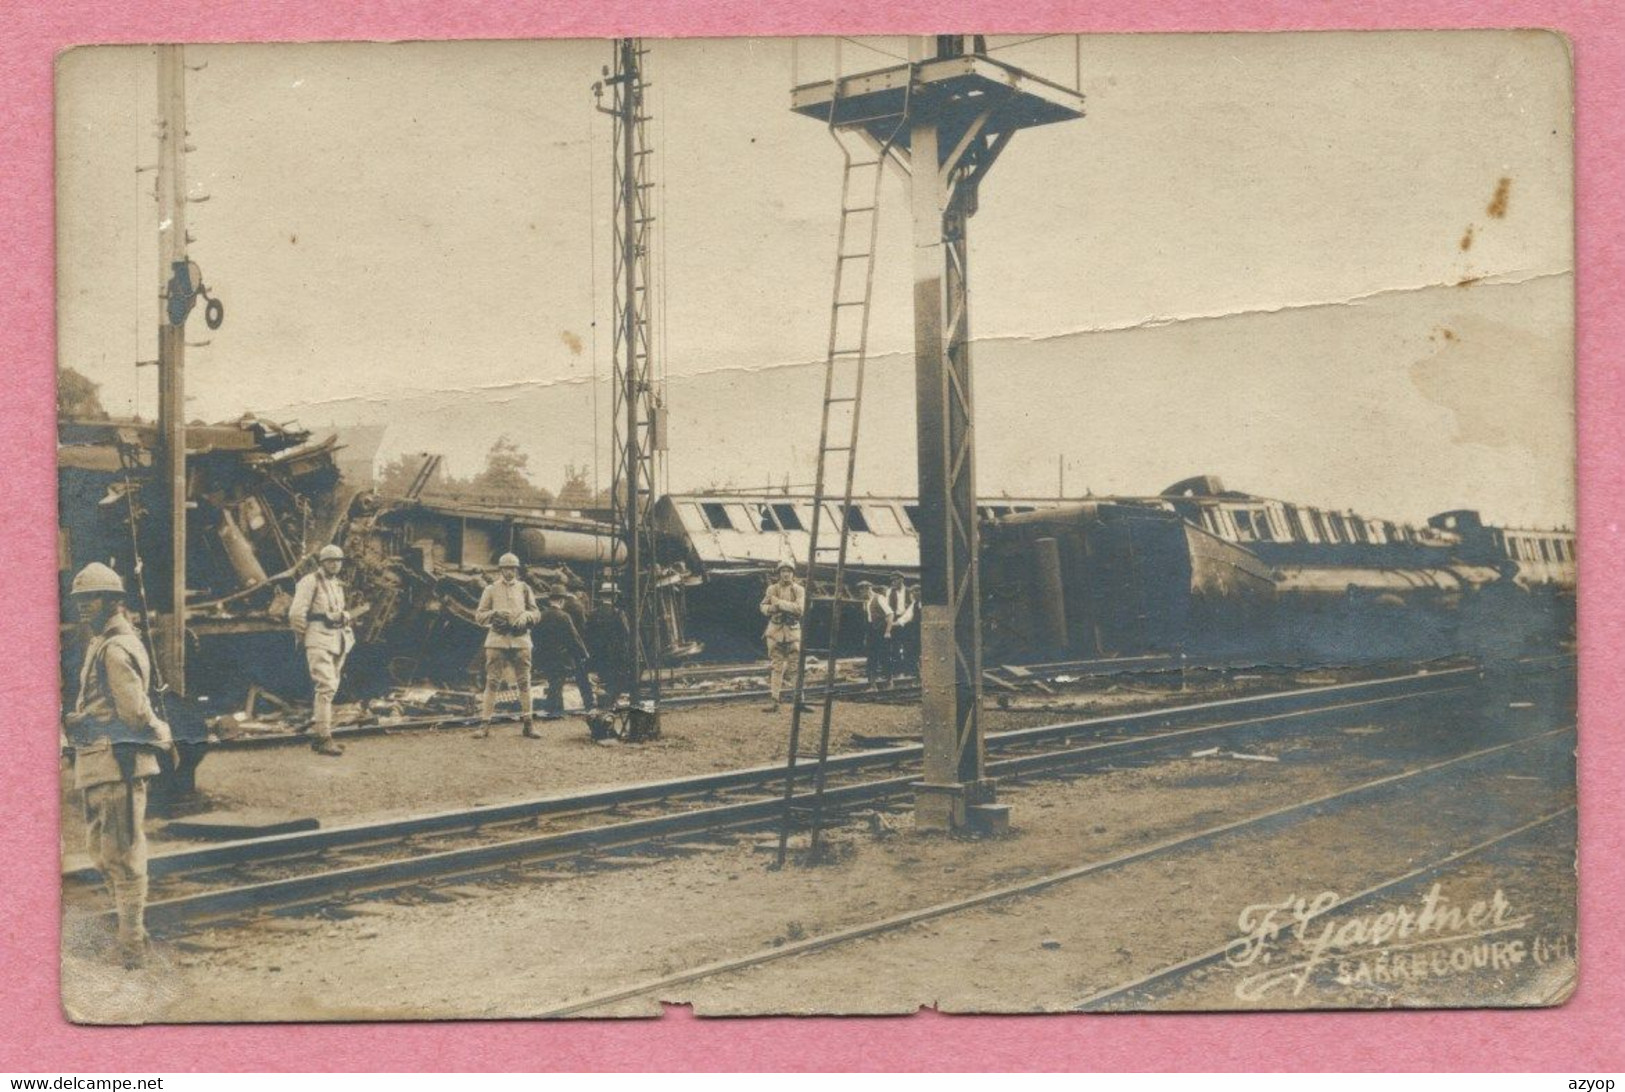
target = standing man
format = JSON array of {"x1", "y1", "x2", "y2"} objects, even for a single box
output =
[
  {"x1": 473, "y1": 553, "x2": 541, "y2": 739},
  {"x1": 533, "y1": 588, "x2": 591, "y2": 717},
  {"x1": 884, "y1": 573, "x2": 911, "y2": 683},
  {"x1": 61, "y1": 562, "x2": 175, "y2": 968},
  {"x1": 558, "y1": 575, "x2": 597, "y2": 713},
  {"x1": 289, "y1": 543, "x2": 354, "y2": 757},
  {"x1": 760, "y1": 561, "x2": 805, "y2": 713},
  {"x1": 858, "y1": 580, "x2": 894, "y2": 689},
  {"x1": 585, "y1": 582, "x2": 632, "y2": 707}
]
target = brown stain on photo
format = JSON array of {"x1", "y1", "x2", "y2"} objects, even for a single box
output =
[
  {"x1": 1486, "y1": 177, "x2": 1512, "y2": 219},
  {"x1": 559, "y1": 330, "x2": 583, "y2": 356},
  {"x1": 1459, "y1": 225, "x2": 1475, "y2": 251}
]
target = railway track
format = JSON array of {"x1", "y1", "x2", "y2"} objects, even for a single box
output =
[
  {"x1": 206, "y1": 652, "x2": 1202, "y2": 749},
  {"x1": 536, "y1": 723, "x2": 1576, "y2": 1017},
  {"x1": 69, "y1": 660, "x2": 1550, "y2": 935}
]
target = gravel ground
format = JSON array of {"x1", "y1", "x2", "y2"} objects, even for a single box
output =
[{"x1": 58, "y1": 664, "x2": 1576, "y2": 1023}]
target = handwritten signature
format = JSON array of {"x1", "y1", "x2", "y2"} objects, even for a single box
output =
[{"x1": 1224, "y1": 882, "x2": 1533, "y2": 1000}]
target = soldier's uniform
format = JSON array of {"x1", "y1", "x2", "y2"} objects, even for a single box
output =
[
  {"x1": 533, "y1": 598, "x2": 591, "y2": 716},
  {"x1": 289, "y1": 562, "x2": 354, "y2": 752},
  {"x1": 64, "y1": 595, "x2": 172, "y2": 966},
  {"x1": 760, "y1": 567, "x2": 805, "y2": 710},
  {"x1": 559, "y1": 587, "x2": 597, "y2": 712},
  {"x1": 474, "y1": 567, "x2": 542, "y2": 736}
]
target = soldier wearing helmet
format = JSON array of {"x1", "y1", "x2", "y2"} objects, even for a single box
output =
[
  {"x1": 289, "y1": 543, "x2": 354, "y2": 756},
  {"x1": 473, "y1": 553, "x2": 542, "y2": 738},
  {"x1": 62, "y1": 562, "x2": 174, "y2": 968},
  {"x1": 759, "y1": 561, "x2": 805, "y2": 712}
]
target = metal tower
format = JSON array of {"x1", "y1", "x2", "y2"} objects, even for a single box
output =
[
  {"x1": 790, "y1": 36, "x2": 1085, "y2": 833},
  {"x1": 597, "y1": 38, "x2": 664, "y2": 739}
]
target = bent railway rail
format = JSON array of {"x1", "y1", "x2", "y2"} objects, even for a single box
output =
[{"x1": 65, "y1": 660, "x2": 1554, "y2": 934}]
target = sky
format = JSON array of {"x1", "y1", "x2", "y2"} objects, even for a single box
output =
[{"x1": 55, "y1": 31, "x2": 1575, "y2": 527}]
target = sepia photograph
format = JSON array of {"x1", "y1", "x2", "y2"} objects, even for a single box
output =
[{"x1": 54, "y1": 31, "x2": 1576, "y2": 1023}]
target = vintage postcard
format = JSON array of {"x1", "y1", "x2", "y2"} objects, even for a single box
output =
[{"x1": 55, "y1": 31, "x2": 1575, "y2": 1022}]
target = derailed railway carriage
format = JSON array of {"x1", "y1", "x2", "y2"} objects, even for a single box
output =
[
  {"x1": 980, "y1": 477, "x2": 1575, "y2": 665},
  {"x1": 659, "y1": 478, "x2": 1575, "y2": 667}
]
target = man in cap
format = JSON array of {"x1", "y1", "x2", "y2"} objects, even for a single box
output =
[
  {"x1": 585, "y1": 582, "x2": 632, "y2": 707},
  {"x1": 858, "y1": 579, "x2": 895, "y2": 689},
  {"x1": 557, "y1": 574, "x2": 596, "y2": 713},
  {"x1": 532, "y1": 587, "x2": 591, "y2": 717},
  {"x1": 61, "y1": 562, "x2": 175, "y2": 967},
  {"x1": 883, "y1": 572, "x2": 911, "y2": 686},
  {"x1": 289, "y1": 544, "x2": 354, "y2": 756},
  {"x1": 473, "y1": 553, "x2": 542, "y2": 738},
  {"x1": 759, "y1": 561, "x2": 805, "y2": 712}
]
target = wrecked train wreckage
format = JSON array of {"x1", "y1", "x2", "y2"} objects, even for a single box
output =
[{"x1": 58, "y1": 418, "x2": 699, "y2": 799}]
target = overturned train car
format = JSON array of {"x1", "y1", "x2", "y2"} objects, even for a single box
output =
[{"x1": 981, "y1": 477, "x2": 1576, "y2": 666}]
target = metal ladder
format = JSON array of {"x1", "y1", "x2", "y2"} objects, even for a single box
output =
[{"x1": 775, "y1": 85, "x2": 911, "y2": 867}]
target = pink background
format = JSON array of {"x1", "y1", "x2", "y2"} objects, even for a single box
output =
[{"x1": 2, "y1": 0, "x2": 1619, "y2": 1073}]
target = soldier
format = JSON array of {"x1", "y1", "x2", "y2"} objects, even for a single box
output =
[
  {"x1": 534, "y1": 588, "x2": 591, "y2": 717},
  {"x1": 61, "y1": 562, "x2": 175, "y2": 968},
  {"x1": 473, "y1": 553, "x2": 542, "y2": 739},
  {"x1": 289, "y1": 543, "x2": 354, "y2": 756},
  {"x1": 585, "y1": 583, "x2": 632, "y2": 706},
  {"x1": 557, "y1": 575, "x2": 597, "y2": 713},
  {"x1": 759, "y1": 561, "x2": 805, "y2": 712}
]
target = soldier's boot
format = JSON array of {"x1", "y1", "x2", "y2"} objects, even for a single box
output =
[
  {"x1": 521, "y1": 719, "x2": 540, "y2": 739},
  {"x1": 311, "y1": 697, "x2": 344, "y2": 755},
  {"x1": 115, "y1": 877, "x2": 150, "y2": 969}
]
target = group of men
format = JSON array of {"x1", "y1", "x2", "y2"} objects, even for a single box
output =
[
  {"x1": 756, "y1": 563, "x2": 921, "y2": 712},
  {"x1": 287, "y1": 546, "x2": 631, "y2": 755},
  {"x1": 470, "y1": 551, "x2": 632, "y2": 739},
  {"x1": 858, "y1": 573, "x2": 920, "y2": 688}
]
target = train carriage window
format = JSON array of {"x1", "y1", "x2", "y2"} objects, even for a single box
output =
[
  {"x1": 1230, "y1": 509, "x2": 1257, "y2": 542},
  {"x1": 1505, "y1": 537, "x2": 1518, "y2": 560},
  {"x1": 1325, "y1": 513, "x2": 1348, "y2": 543},
  {"x1": 677, "y1": 503, "x2": 710, "y2": 532},
  {"x1": 756, "y1": 504, "x2": 780, "y2": 532},
  {"x1": 1348, "y1": 518, "x2": 1369, "y2": 544},
  {"x1": 901, "y1": 505, "x2": 922, "y2": 532},
  {"x1": 1538, "y1": 539, "x2": 1552, "y2": 562},
  {"x1": 843, "y1": 505, "x2": 872, "y2": 534},
  {"x1": 700, "y1": 503, "x2": 735, "y2": 531},
  {"x1": 1253, "y1": 510, "x2": 1275, "y2": 541},
  {"x1": 863, "y1": 506, "x2": 902, "y2": 536},
  {"x1": 771, "y1": 504, "x2": 804, "y2": 532},
  {"x1": 1283, "y1": 506, "x2": 1307, "y2": 541}
]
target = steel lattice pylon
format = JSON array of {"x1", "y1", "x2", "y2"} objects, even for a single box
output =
[{"x1": 602, "y1": 38, "x2": 664, "y2": 732}]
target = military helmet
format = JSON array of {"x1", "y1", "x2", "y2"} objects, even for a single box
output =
[
  {"x1": 69, "y1": 562, "x2": 125, "y2": 597},
  {"x1": 497, "y1": 552, "x2": 521, "y2": 569},
  {"x1": 776, "y1": 561, "x2": 796, "y2": 574},
  {"x1": 318, "y1": 544, "x2": 345, "y2": 562}
]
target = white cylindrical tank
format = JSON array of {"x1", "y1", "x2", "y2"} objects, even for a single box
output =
[{"x1": 518, "y1": 527, "x2": 626, "y2": 566}]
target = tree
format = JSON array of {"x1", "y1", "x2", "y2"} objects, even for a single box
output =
[
  {"x1": 556, "y1": 463, "x2": 595, "y2": 508},
  {"x1": 473, "y1": 435, "x2": 534, "y2": 494},
  {"x1": 58, "y1": 366, "x2": 109, "y2": 420}
]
